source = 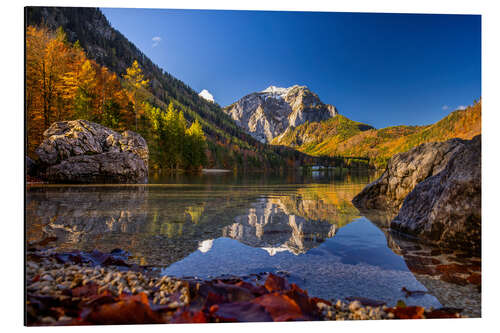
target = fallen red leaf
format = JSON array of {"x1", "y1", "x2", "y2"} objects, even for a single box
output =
[
  {"x1": 119, "y1": 292, "x2": 150, "y2": 305},
  {"x1": 170, "y1": 310, "x2": 208, "y2": 324},
  {"x1": 426, "y1": 309, "x2": 460, "y2": 319},
  {"x1": 84, "y1": 293, "x2": 163, "y2": 324},
  {"x1": 71, "y1": 283, "x2": 98, "y2": 298},
  {"x1": 440, "y1": 273, "x2": 468, "y2": 286},
  {"x1": 204, "y1": 291, "x2": 226, "y2": 307},
  {"x1": 252, "y1": 292, "x2": 306, "y2": 321},
  {"x1": 388, "y1": 306, "x2": 425, "y2": 319},
  {"x1": 264, "y1": 273, "x2": 290, "y2": 293},
  {"x1": 283, "y1": 284, "x2": 319, "y2": 318},
  {"x1": 213, "y1": 301, "x2": 273, "y2": 322},
  {"x1": 311, "y1": 297, "x2": 332, "y2": 306},
  {"x1": 234, "y1": 281, "x2": 268, "y2": 296},
  {"x1": 84, "y1": 291, "x2": 116, "y2": 307},
  {"x1": 436, "y1": 264, "x2": 470, "y2": 274},
  {"x1": 466, "y1": 273, "x2": 481, "y2": 285}
]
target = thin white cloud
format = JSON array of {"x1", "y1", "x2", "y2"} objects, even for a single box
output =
[
  {"x1": 152, "y1": 36, "x2": 161, "y2": 47},
  {"x1": 457, "y1": 105, "x2": 467, "y2": 110},
  {"x1": 442, "y1": 105, "x2": 449, "y2": 110}
]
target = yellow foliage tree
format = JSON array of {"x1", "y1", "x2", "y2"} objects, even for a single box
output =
[
  {"x1": 26, "y1": 25, "x2": 75, "y2": 151},
  {"x1": 123, "y1": 60, "x2": 149, "y2": 130}
]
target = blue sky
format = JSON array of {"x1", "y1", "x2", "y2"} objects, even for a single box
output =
[{"x1": 101, "y1": 8, "x2": 481, "y2": 129}]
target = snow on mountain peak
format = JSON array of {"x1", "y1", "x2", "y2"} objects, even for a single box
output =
[
  {"x1": 199, "y1": 89, "x2": 214, "y2": 103},
  {"x1": 261, "y1": 85, "x2": 305, "y2": 99},
  {"x1": 262, "y1": 86, "x2": 289, "y2": 95}
]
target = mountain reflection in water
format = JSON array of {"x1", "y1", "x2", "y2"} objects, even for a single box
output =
[
  {"x1": 222, "y1": 197, "x2": 337, "y2": 255},
  {"x1": 27, "y1": 172, "x2": 367, "y2": 267},
  {"x1": 25, "y1": 170, "x2": 480, "y2": 313}
]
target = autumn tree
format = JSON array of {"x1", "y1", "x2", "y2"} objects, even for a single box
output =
[
  {"x1": 123, "y1": 60, "x2": 149, "y2": 131},
  {"x1": 66, "y1": 59, "x2": 98, "y2": 119},
  {"x1": 26, "y1": 26, "x2": 210, "y2": 171},
  {"x1": 26, "y1": 25, "x2": 51, "y2": 152},
  {"x1": 26, "y1": 25, "x2": 75, "y2": 152},
  {"x1": 184, "y1": 119, "x2": 207, "y2": 169},
  {"x1": 92, "y1": 65, "x2": 131, "y2": 128},
  {"x1": 26, "y1": 25, "x2": 134, "y2": 154}
]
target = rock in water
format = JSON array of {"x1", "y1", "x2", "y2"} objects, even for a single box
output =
[
  {"x1": 35, "y1": 120, "x2": 149, "y2": 183},
  {"x1": 352, "y1": 138, "x2": 467, "y2": 213},
  {"x1": 391, "y1": 135, "x2": 481, "y2": 253}
]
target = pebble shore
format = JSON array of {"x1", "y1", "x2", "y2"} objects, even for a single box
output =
[{"x1": 26, "y1": 248, "x2": 464, "y2": 325}]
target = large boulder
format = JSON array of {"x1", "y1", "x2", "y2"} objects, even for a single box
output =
[
  {"x1": 391, "y1": 135, "x2": 481, "y2": 253},
  {"x1": 352, "y1": 138, "x2": 467, "y2": 213},
  {"x1": 35, "y1": 120, "x2": 149, "y2": 183},
  {"x1": 26, "y1": 156, "x2": 38, "y2": 177}
]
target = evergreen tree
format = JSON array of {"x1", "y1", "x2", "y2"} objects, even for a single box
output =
[{"x1": 175, "y1": 111, "x2": 187, "y2": 169}]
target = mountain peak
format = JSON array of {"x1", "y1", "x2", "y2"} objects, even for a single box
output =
[
  {"x1": 261, "y1": 85, "x2": 306, "y2": 98},
  {"x1": 224, "y1": 85, "x2": 338, "y2": 143},
  {"x1": 198, "y1": 89, "x2": 214, "y2": 103},
  {"x1": 262, "y1": 85, "x2": 289, "y2": 94}
]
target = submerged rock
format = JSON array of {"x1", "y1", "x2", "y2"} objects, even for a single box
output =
[
  {"x1": 391, "y1": 135, "x2": 481, "y2": 253},
  {"x1": 35, "y1": 120, "x2": 148, "y2": 183},
  {"x1": 352, "y1": 138, "x2": 467, "y2": 212}
]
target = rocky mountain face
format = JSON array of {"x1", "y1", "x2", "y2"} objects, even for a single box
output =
[
  {"x1": 27, "y1": 7, "x2": 320, "y2": 171},
  {"x1": 224, "y1": 85, "x2": 338, "y2": 143}
]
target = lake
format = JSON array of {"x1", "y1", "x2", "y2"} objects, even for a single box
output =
[{"x1": 26, "y1": 169, "x2": 481, "y2": 315}]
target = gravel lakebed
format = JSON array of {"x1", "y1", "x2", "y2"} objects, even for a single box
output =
[{"x1": 26, "y1": 245, "x2": 466, "y2": 325}]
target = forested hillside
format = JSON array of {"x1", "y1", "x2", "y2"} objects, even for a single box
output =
[
  {"x1": 26, "y1": 6, "x2": 339, "y2": 172},
  {"x1": 273, "y1": 101, "x2": 481, "y2": 168},
  {"x1": 26, "y1": 25, "x2": 208, "y2": 170},
  {"x1": 26, "y1": 7, "x2": 480, "y2": 171},
  {"x1": 271, "y1": 115, "x2": 374, "y2": 150}
]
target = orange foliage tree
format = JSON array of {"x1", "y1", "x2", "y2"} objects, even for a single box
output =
[{"x1": 26, "y1": 25, "x2": 133, "y2": 155}]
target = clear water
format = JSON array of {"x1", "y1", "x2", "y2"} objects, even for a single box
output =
[{"x1": 26, "y1": 170, "x2": 458, "y2": 308}]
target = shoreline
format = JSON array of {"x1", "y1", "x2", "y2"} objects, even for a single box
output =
[
  {"x1": 26, "y1": 247, "x2": 464, "y2": 325},
  {"x1": 201, "y1": 169, "x2": 232, "y2": 173}
]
